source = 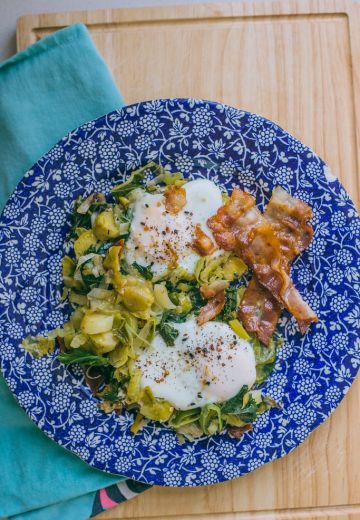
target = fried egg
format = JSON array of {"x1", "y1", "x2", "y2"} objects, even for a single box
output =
[
  {"x1": 125, "y1": 179, "x2": 223, "y2": 276},
  {"x1": 135, "y1": 318, "x2": 256, "y2": 410}
]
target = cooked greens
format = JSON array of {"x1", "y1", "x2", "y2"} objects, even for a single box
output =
[
  {"x1": 57, "y1": 349, "x2": 109, "y2": 366},
  {"x1": 253, "y1": 337, "x2": 279, "y2": 385},
  {"x1": 158, "y1": 311, "x2": 187, "y2": 346},
  {"x1": 21, "y1": 161, "x2": 280, "y2": 440},
  {"x1": 217, "y1": 286, "x2": 238, "y2": 322},
  {"x1": 132, "y1": 262, "x2": 153, "y2": 281}
]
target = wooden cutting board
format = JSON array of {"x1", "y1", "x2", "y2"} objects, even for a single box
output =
[{"x1": 17, "y1": 1, "x2": 360, "y2": 519}]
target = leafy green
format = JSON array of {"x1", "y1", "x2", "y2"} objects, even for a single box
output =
[
  {"x1": 80, "y1": 259, "x2": 103, "y2": 288},
  {"x1": 221, "y1": 385, "x2": 249, "y2": 415},
  {"x1": 188, "y1": 286, "x2": 206, "y2": 315},
  {"x1": 116, "y1": 206, "x2": 133, "y2": 240},
  {"x1": 257, "y1": 395, "x2": 278, "y2": 414},
  {"x1": 69, "y1": 197, "x2": 107, "y2": 239},
  {"x1": 221, "y1": 386, "x2": 258, "y2": 424},
  {"x1": 132, "y1": 262, "x2": 153, "y2": 280},
  {"x1": 237, "y1": 396, "x2": 258, "y2": 423},
  {"x1": 253, "y1": 337, "x2": 277, "y2": 385},
  {"x1": 171, "y1": 408, "x2": 201, "y2": 427},
  {"x1": 163, "y1": 280, "x2": 206, "y2": 316},
  {"x1": 57, "y1": 349, "x2": 109, "y2": 366},
  {"x1": 90, "y1": 364, "x2": 115, "y2": 385},
  {"x1": 217, "y1": 286, "x2": 237, "y2": 322},
  {"x1": 70, "y1": 214, "x2": 91, "y2": 237},
  {"x1": 112, "y1": 164, "x2": 159, "y2": 199},
  {"x1": 158, "y1": 321, "x2": 179, "y2": 346},
  {"x1": 86, "y1": 240, "x2": 117, "y2": 256},
  {"x1": 97, "y1": 381, "x2": 121, "y2": 401},
  {"x1": 164, "y1": 280, "x2": 177, "y2": 294},
  {"x1": 71, "y1": 286, "x2": 89, "y2": 295},
  {"x1": 199, "y1": 404, "x2": 222, "y2": 434},
  {"x1": 256, "y1": 360, "x2": 276, "y2": 385},
  {"x1": 112, "y1": 173, "x2": 144, "y2": 198},
  {"x1": 148, "y1": 168, "x2": 184, "y2": 187},
  {"x1": 158, "y1": 311, "x2": 187, "y2": 346}
]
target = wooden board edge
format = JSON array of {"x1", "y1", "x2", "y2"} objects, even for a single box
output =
[
  {"x1": 16, "y1": 14, "x2": 34, "y2": 50},
  {"x1": 346, "y1": 0, "x2": 360, "y2": 206},
  {"x1": 98, "y1": 503, "x2": 360, "y2": 520},
  {"x1": 16, "y1": 0, "x2": 360, "y2": 51}
]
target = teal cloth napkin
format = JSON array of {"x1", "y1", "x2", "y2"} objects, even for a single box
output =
[
  {"x1": 0, "y1": 378, "x2": 119, "y2": 519},
  {"x1": 0, "y1": 22, "x2": 123, "y2": 210},
  {"x1": 0, "y1": 23, "x2": 147, "y2": 520}
]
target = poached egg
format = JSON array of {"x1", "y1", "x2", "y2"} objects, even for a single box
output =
[
  {"x1": 125, "y1": 179, "x2": 223, "y2": 276},
  {"x1": 135, "y1": 318, "x2": 256, "y2": 410}
]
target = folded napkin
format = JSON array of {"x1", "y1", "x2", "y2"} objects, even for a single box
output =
[
  {"x1": 0, "y1": 24, "x2": 150, "y2": 520},
  {"x1": 0, "y1": 23, "x2": 123, "y2": 209}
]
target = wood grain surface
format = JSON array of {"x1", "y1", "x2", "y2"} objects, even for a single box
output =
[{"x1": 16, "y1": 2, "x2": 360, "y2": 520}]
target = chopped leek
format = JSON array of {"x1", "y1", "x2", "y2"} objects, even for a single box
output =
[
  {"x1": 199, "y1": 404, "x2": 222, "y2": 435},
  {"x1": 22, "y1": 335, "x2": 56, "y2": 358},
  {"x1": 122, "y1": 283, "x2": 154, "y2": 312},
  {"x1": 90, "y1": 331, "x2": 119, "y2": 354},
  {"x1": 93, "y1": 211, "x2": 121, "y2": 241},
  {"x1": 112, "y1": 163, "x2": 156, "y2": 199},
  {"x1": 81, "y1": 313, "x2": 114, "y2": 335},
  {"x1": 229, "y1": 319, "x2": 251, "y2": 340},
  {"x1": 21, "y1": 161, "x2": 280, "y2": 440},
  {"x1": 154, "y1": 283, "x2": 176, "y2": 310},
  {"x1": 74, "y1": 230, "x2": 97, "y2": 258}
]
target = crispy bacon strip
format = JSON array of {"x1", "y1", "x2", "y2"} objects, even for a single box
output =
[
  {"x1": 164, "y1": 185, "x2": 186, "y2": 214},
  {"x1": 208, "y1": 188, "x2": 317, "y2": 333},
  {"x1": 265, "y1": 186, "x2": 313, "y2": 264},
  {"x1": 237, "y1": 278, "x2": 281, "y2": 345},
  {"x1": 197, "y1": 290, "x2": 226, "y2": 326},
  {"x1": 239, "y1": 187, "x2": 314, "y2": 344},
  {"x1": 192, "y1": 224, "x2": 217, "y2": 256}
]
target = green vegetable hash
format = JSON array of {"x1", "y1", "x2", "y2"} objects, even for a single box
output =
[{"x1": 22, "y1": 162, "x2": 281, "y2": 440}]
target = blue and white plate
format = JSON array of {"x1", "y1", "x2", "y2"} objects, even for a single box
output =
[{"x1": 0, "y1": 99, "x2": 359, "y2": 487}]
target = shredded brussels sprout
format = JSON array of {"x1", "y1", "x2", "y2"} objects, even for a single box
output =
[
  {"x1": 21, "y1": 162, "x2": 280, "y2": 439},
  {"x1": 22, "y1": 335, "x2": 57, "y2": 358}
]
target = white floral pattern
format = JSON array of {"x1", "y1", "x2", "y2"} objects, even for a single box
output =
[{"x1": 0, "y1": 99, "x2": 359, "y2": 487}]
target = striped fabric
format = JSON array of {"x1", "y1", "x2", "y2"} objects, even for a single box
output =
[{"x1": 91, "y1": 480, "x2": 152, "y2": 517}]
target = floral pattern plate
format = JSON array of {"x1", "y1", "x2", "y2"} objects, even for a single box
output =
[{"x1": 0, "y1": 99, "x2": 359, "y2": 487}]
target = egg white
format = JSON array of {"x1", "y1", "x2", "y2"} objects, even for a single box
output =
[
  {"x1": 125, "y1": 179, "x2": 223, "y2": 276},
  {"x1": 135, "y1": 318, "x2": 256, "y2": 410}
]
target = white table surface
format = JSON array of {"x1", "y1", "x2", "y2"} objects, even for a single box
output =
[{"x1": 0, "y1": 0, "x2": 268, "y2": 62}]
